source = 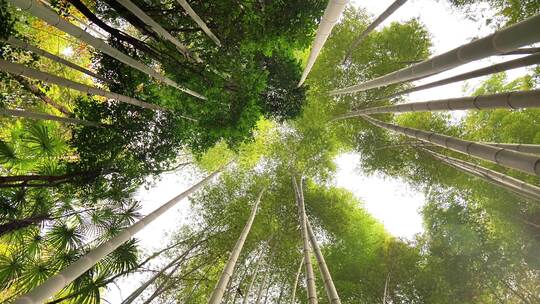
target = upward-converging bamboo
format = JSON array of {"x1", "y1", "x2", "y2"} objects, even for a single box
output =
[
  {"x1": 335, "y1": 89, "x2": 540, "y2": 119},
  {"x1": 380, "y1": 52, "x2": 540, "y2": 100},
  {"x1": 423, "y1": 149, "x2": 540, "y2": 201},
  {"x1": 361, "y1": 115, "x2": 540, "y2": 176},
  {"x1": 298, "y1": 0, "x2": 349, "y2": 86},
  {"x1": 292, "y1": 176, "x2": 318, "y2": 304},
  {"x1": 0, "y1": 60, "x2": 166, "y2": 111},
  {"x1": 8, "y1": 0, "x2": 206, "y2": 100},
  {"x1": 115, "y1": 0, "x2": 196, "y2": 61},
  {"x1": 0, "y1": 108, "x2": 99, "y2": 127},
  {"x1": 330, "y1": 13, "x2": 540, "y2": 95},
  {"x1": 208, "y1": 189, "x2": 264, "y2": 304},
  {"x1": 12, "y1": 168, "x2": 224, "y2": 304},
  {"x1": 306, "y1": 219, "x2": 341, "y2": 304},
  {"x1": 6, "y1": 36, "x2": 111, "y2": 84},
  {"x1": 175, "y1": 0, "x2": 221, "y2": 46},
  {"x1": 342, "y1": 0, "x2": 408, "y2": 64}
]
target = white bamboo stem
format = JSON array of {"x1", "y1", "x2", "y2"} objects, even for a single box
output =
[
  {"x1": 424, "y1": 149, "x2": 540, "y2": 201},
  {"x1": 12, "y1": 168, "x2": 223, "y2": 304},
  {"x1": 336, "y1": 89, "x2": 540, "y2": 118},
  {"x1": 291, "y1": 256, "x2": 304, "y2": 304},
  {"x1": 0, "y1": 59, "x2": 166, "y2": 111},
  {"x1": 0, "y1": 108, "x2": 99, "y2": 126},
  {"x1": 361, "y1": 115, "x2": 540, "y2": 176},
  {"x1": 8, "y1": 0, "x2": 206, "y2": 100},
  {"x1": 6, "y1": 36, "x2": 111, "y2": 83},
  {"x1": 331, "y1": 13, "x2": 540, "y2": 95},
  {"x1": 342, "y1": 0, "x2": 408, "y2": 64},
  {"x1": 306, "y1": 219, "x2": 341, "y2": 304},
  {"x1": 292, "y1": 176, "x2": 318, "y2": 304},
  {"x1": 175, "y1": 0, "x2": 221, "y2": 46},
  {"x1": 208, "y1": 189, "x2": 264, "y2": 304},
  {"x1": 298, "y1": 0, "x2": 349, "y2": 86}
]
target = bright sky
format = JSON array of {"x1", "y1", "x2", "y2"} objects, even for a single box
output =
[{"x1": 105, "y1": 1, "x2": 533, "y2": 301}]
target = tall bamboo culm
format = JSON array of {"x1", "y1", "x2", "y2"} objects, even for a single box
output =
[
  {"x1": 175, "y1": 0, "x2": 221, "y2": 46},
  {"x1": 12, "y1": 168, "x2": 224, "y2": 304},
  {"x1": 0, "y1": 60, "x2": 166, "y2": 111},
  {"x1": 298, "y1": 0, "x2": 349, "y2": 86},
  {"x1": 485, "y1": 143, "x2": 540, "y2": 155},
  {"x1": 242, "y1": 252, "x2": 264, "y2": 304},
  {"x1": 361, "y1": 115, "x2": 540, "y2": 176},
  {"x1": 335, "y1": 89, "x2": 540, "y2": 119},
  {"x1": 208, "y1": 189, "x2": 264, "y2": 304},
  {"x1": 306, "y1": 219, "x2": 341, "y2": 304},
  {"x1": 292, "y1": 176, "x2": 318, "y2": 304},
  {"x1": 331, "y1": 13, "x2": 540, "y2": 95},
  {"x1": 7, "y1": 0, "x2": 206, "y2": 100},
  {"x1": 342, "y1": 0, "x2": 408, "y2": 64},
  {"x1": 379, "y1": 52, "x2": 540, "y2": 100},
  {"x1": 6, "y1": 36, "x2": 111, "y2": 84},
  {"x1": 291, "y1": 256, "x2": 304, "y2": 304},
  {"x1": 0, "y1": 108, "x2": 99, "y2": 127},
  {"x1": 423, "y1": 149, "x2": 540, "y2": 201}
]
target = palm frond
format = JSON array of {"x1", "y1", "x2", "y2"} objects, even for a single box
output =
[
  {"x1": 23, "y1": 123, "x2": 65, "y2": 157},
  {"x1": 0, "y1": 253, "x2": 24, "y2": 289},
  {"x1": 0, "y1": 139, "x2": 17, "y2": 164}
]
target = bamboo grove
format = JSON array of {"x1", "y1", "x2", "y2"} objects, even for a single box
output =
[{"x1": 1, "y1": 0, "x2": 539, "y2": 303}]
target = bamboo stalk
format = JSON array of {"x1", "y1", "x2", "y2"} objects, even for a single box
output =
[
  {"x1": 423, "y1": 149, "x2": 540, "y2": 201},
  {"x1": 8, "y1": 0, "x2": 206, "y2": 100},
  {"x1": 0, "y1": 59, "x2": 166, "y2": 111},
  {"x1": 306, "y1": 219, "x2": 341, "y2": 304},
  {"x1": 208, "y1": 189, "x2": 265, "y2": 304},
  {"x1": 291, "y1": 256, "x2": 304, "y2": 304},
  {"x1": 175, "y1": 0, "x2": 221, "y2": 46},
  {"x1": 342, "y1": 0, "x2": 408, "y2": 64},
  {"x1": 12, "y1": 168, "x2": 223, "y2": 304},
  {"x1": 361, "y1": 115, "x2": 540, "y2": 176},
  {"x1": 335, "y1": 89, "x2": 540, "y2": 119},
  {"x1": 0, "y1": 108, "x2": 99, "y2": 126},
  {"x1": 380, "y1": 52, "x2": 540, "y2": 100},
  {"x1": 330, "y1": 13, "x2": 540, "y2": 95},
  {"x1": 292, "y1": 176, "x2": 318, "y2": 304},
  {"x1": 243, "y1": 252, "x2": 264, "y2": 304},
  {"x1": 485, "y1": 143, "x2": 540, "y2": 155},
  {"x1": 298, "y1": 0, "x2": 349, "y2": 86},
  {"x1": 502, "y1": 47, "x2": 540, "y2": 55}
]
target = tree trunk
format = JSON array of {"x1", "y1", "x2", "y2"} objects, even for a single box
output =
[
  {"x1": 361, "y1": 115, "x2": 540, "y2": 176},
  {"x1": 298, "y1": 0, "x2": 349, "y2": 86},
  {"x1": 292, "y1": 176, "x2": 318, "y2": 304},
  {"x1": 208, "y1": 189, "x2": 265, "y2": 304},
  {"x1": 342, "y1": 0, "x2": 408, "y2": 64},
  {"x1": 12, "y1": 167, "x2": 224, "y2": 304},
  {"x1": 0, "y1": 214, "x2": 50, "y2": 236},
  {"x1": 6, "y1": 37, "x2": 111, "y2": 84},
  {"x1": 336, "y1": 88, "x2": 540, "y2": 119},
  {"x1": 379, "y1": 52, "x2": 540, "y2": 100},
  {"x1": 0, "y1": 59, "x2": 167, "y2": 112},
  {"x1": 0, "y1": 108, "x2": 99, "y2": 127},
  {"x1": 424, "y1": 148, "x2": 540, "y2": 201},
  {"x1": 13, "y1": 75, "x2": 71, "y2": 115},
  {"x1": 175, "y1": 0, "x2": 221, "y2": 46},
  {"x1": 0, "y1": 171, "x2": 100, "y2": 188},
  {"x1": 331, "y1": 14, "x2": 540, "y2": 95},
  {"x1": 306, "y1": 219, "x2": 341, "y2": 304},
  {"x1": 291, "y1": 256, "x2": 304, "y2": 304},
  {"x1": 8, "y1": 0, "x2": 206, "y2": 100}
]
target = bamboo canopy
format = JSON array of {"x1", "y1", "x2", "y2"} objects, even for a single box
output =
[
  {"x1": 7, "y1": 0, "x2": 206, "y2": 100},
  {"x1": 330, "y1": 13, "x2": 540, "y2": 95},
  {"x1": 12, "y1": 169, "x2": 223, "y2": 304},
  {"x1": 306, "y1": 219, "x2": 341, "y2": 304},
  {"x1": 298, "y1": 0, "x2": 349, "y2": 86},
  {"x1": 0, "y1": 60, "x2": 166, "y2": 111},
  {"x1": 380, "y1": 52, "x2": 540, "y2": 100},
  {"x1": 342, "y1": 0, "x2": 408, "y2": 64},
  {"x1": 6, "y1": 36, "x2": 111, "y2": 84},
  {"x1": 335, "y1": 89, "x2": 540, "y2": 119},
  {"x1": 176, "y1": 0, "x2": 221, "y2": 46},
  {"x1": 292, "y1": 176, "x2": 318, "y2": 304},
  {"x1": 424, "y1": 149, "x2": 540, "y2": 201},
  {"x1": 208, "y1": 189, "x2": 264, "y2": 304},
  {"x1": 0, "y1": 108, "x2": 99, "y2": 127},
  {"x1": 361, "y1": 115, "x2": 540, "y2": 176}
]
